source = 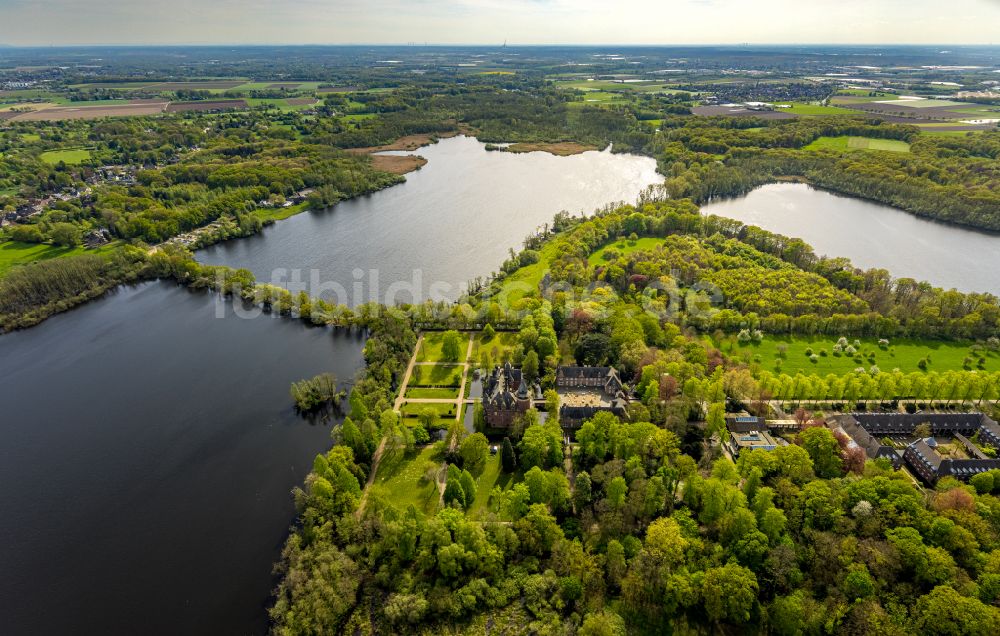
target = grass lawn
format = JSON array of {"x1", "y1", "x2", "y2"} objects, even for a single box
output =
[
  {"x1": 469, "y1": 454, "x2": 522, "y2": 519},
  {"x1": 405, "y1": 387, "x2": 460, "y2": 400},
  {"x1": 805, "y1": 136, "x2": 911, "y2": 153},
  {"x1": 472, "y1": 331, "x2": 521, "y2": 366},
  {"x1": 253, "y1": 202, "x2": 308, "y2": 222},
  {"x1": 401, "y1": 401, "x2": 459, "y2": 420},
  {"x1": 588, "y1": 237, "x2": 664, "y2": 265},
  {"x1": 409, "y1": 364, "x2": 464, "y2": 387},
  {"x1": 0, "y1": 240, "x2": 97, "y2": 277},
  {"x1": 417, "y1": 331, "x2": 468, "y2": 363},
  {"x1": 369, "y1": 445, "x2": 442, "y2": 516},
  {"x1": 710, "y1": 334, "x2": 1000, "y2": 374},
  {"x1": 39, "y1": 148, "x2": 92, "y2": 165},
  {"x1": 497, "y1": 241, "x2": 559, "y2": 305}
]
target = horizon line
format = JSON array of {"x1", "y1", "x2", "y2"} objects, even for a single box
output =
[{"x1": 1, "y1": 42, "x2": 998, "y2": 49}]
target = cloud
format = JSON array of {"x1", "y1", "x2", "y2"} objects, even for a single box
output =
[{"x1": 0, "y1": 0, "x2": 998, "y2": 46}]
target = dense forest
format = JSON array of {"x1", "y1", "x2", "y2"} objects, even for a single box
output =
[{"x1": 250, "y1": 194, "x2": 1000, "y2": 634}]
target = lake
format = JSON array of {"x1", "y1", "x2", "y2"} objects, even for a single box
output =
[
  {"x1": 198, "y1": 135, "x2": 662, "y2": 303},
  {"x1": 701, "y1": 183, "x2": 1000, "y2": 296},
  {"x1": 0, "y1": 281, "x2": 365, "y2": 635},
  {"x1": 0, "y1": 138, "x2": 659, "y2": 635}
]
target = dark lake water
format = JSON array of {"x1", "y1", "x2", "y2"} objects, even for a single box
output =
[
  {"x1": 701, "y1": 183, "x2": 1000, "y2": 296},
  {"x1": 0, "y1": 281, "x2": 364, "y2": 635},
  {"x1": 0, "y1": 139, "x2": 658, "y2": 635},
  {"x1": 197, "y1": 135, "x2": 661, "y2": 303},
  {"x1": 9, "y1": 140, "x2": 997, "y2": 635}
]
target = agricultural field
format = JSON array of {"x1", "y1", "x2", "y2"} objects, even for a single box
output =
[
  {"x1": 804, "y1": 136, "x2": 911, "y2": 152},
  {"x1": 368, "y1": 445, "x2": 442, "y2": 516},
  {"x1": 710, "y1": 334, "x2": 1000, "y2": 374},
  {"x1": 39, "y1": 147, "x2": 92, "y2": 164},
  {"x1": 409, "y1": 364, "x2": 464, "y2": 387},
  {"x1": 773, "y1": 102, "x2": 860, "y2": 115}
]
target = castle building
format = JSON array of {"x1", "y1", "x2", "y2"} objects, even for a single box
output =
[{"x1": 482, "y1": 362, "x2": 532, "y2": 429}]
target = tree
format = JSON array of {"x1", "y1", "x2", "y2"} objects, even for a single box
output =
[
  {"x1": 575, "y1": 332, "x2": 612, "y2": 366},
  {"x1": 501, "y1": 437, "x2": 517, "y2": 473},
  {"x1": 799, "y1": 426, "x2": 843, "y2": 478},
  {"x1": 701, "y1": 564, "x2": 758, "y2": 624},
  {"x1": 520, "y1": 417, "x2": 560, "y2": 470},
  {"x1": 706, "y1": 402, "x2": 726, "y2": 439},
  {"x1": 578, "y1": 611, "x2": 627, "y2": 636},
  {"x1": 971, "y1": 471, "x2": 994, "y2": 495},
  {"x1": 574, "y1": 471, "x2": 593, "y2": 511},
  {"x1": 418, "y1": 406, "x2": 438, "y2": 431},
  {"x1": 444, "y1": 465, "x2": 466, "y2": 509},
  {"x1": 913, "y1": 586, "x2": 1000, "y2": 635},
  {"x1": 459, "y1": 469, "x2": 477, "y2": 508},
  {"x1": 7, "y1": 224, "x2": 44, "y2": 243},
  {"x1": 606, "y1": 476, "x2": 628, "y2": 509},
  {"x1": 460, "y1": 432, "x2": 489, "y2": 474},
  {"x1": 441, "y1": 330, "x2": 463, "y2": 362},
  {"x1": 644, "y1": 517, "x2": 688, "y2": 568},
  {"x1": 49, "y1": 222, "x2": 81, "y2": 247},
  {"x1": 482, "y1": 323, "x2": 495, "y2": 342},
  {"x1": 606, "y1": 539, "x2": 626, "y2": 587},
  {"x1": 522, "y1": 350, "x2": 540, "y2": 383},
  {"x1": 843, "y1": 564, "x2": 876, "y2": 600}
]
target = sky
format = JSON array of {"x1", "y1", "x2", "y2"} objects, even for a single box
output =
[{"x1": 0, "y1": 0, "x2": 999, "y2": 47}]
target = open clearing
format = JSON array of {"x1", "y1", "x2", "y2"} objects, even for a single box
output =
[
  {"x1": 805, "y1": 136, "x2": 911, "y2": 152},
  {"x1": 409, "y1": 364, "x2": 464, "y2": 387},
  {"x1": 0, "y1": 241, "x2": 96, "y2": 277},
  {"x1": 417, "y1": 332, "x2": 467, "y2": 363},
  {"x1": 368, "y1": 445, "x2": 441, "y2": 516},
  {"x1": 588, "y1": 237, "x2": 664, "y2": 265},
  {"x1": 39, "y1": 148, "x2": 93, "y2": 164},
  {"x1": 710, "y1": 334, "x2": 1000, "y2": 374}
]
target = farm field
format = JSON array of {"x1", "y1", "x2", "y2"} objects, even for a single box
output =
[
  {"x1": 774, "y1": 102, "x2": 859, "y2": 115},
  {"x1": 8, "y1": 101, "x2": 167, "y2": 121},
  {"x1": 710, "y1": 334, "x2": 1000, "y2": 374},
  {"x1": 39, "y1": 148, "x2": 93, "y2": 164},
  {"x1": 804, "y1": 136, "x2": 911, "y2": 152},
  {"x1": 368, "y1": 445, "x2": 442, "y2": 516}
]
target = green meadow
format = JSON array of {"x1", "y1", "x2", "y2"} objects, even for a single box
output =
[
  {"x1": 368, "y1": 445, "x2": 442, "y2": 516},
  {"x1": 0, "y1": 241, "x2": 97, "y2": 277},
  {"x1": 710, "y1": 334, "x2": 1000, "y2": 374},
  {"x1": 39, "y1": 148, "x2": 92, "y2": 165}
]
